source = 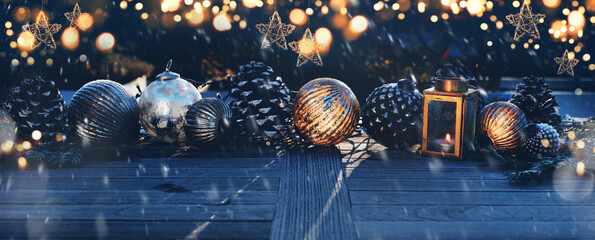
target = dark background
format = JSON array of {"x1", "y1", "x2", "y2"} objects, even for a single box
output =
[{"x1": 0, "y1": 0, "x2": 593, "y2": 100}]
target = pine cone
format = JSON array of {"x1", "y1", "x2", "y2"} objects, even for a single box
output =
[
  {"x1": 362, "y1": 79, "x2": 424, "y2": 149},
  {"x1": 522, "y1": 123, "x2": 560, "y2": 159},
  {"x1": 3, "y1": 76, "x2": 67, "y2": 143},
  {"x1": 228, "y1": 61, "x2": 309, "y2": 148},
  {"x1": 509, "y1": 76, "x2": 561, "y2": 127}
]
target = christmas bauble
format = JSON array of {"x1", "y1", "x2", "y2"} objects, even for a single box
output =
[
  {"x1": 522, "y1": 123, "x2": 560, "y2": 159},
  {"x1": 68, "y1": 80, "x2": 140, "y2": 145},
  {"x1": 479, "y1": 101, "x2": 527, "y2": 152},
  {"x1": 292, "y1": 78, "x2": 360, "y2": 146},
  {"x1": 138, "y1": 63, "x2": 202, "y2": 143},
  {"x1": 228, "y1": 61, "x2": 308, "y2": 148},
  {"x1": 362, "y1": 79, "x2": 423, "y2": 149},
  {"x1": 3, "y1": 76, "x2": 67, "y2": 143},
  {"x1": 185, "y1": 97, "x2": 233, "y2": 145}
]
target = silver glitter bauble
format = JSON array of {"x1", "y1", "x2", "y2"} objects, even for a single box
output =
[
  {"x1": 68, "y1": 80, "x2": 140, "y2": 145},
  {"x1": 185, "y1": 97, "x2": 233, "y2": 145},
  {"x1": 138, "y1": 61, "x2": 202, "y2": 143}
]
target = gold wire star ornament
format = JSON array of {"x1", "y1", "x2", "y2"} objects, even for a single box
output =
[
  {"x1": 506, "y1": 1, "x2": 545, "y2": 41},
  {"x1": 554, "y1": 50, "x2": 579, "y2": 76},
  {"x1": 22, "y1": 11, "x2": 62, "y2": 49},
  {"x1": 65, "y1": 3, "x2": 83, "y2": 29},
  {"x1": 256, "y1": 11, "x2": 296, "y2": 50},
  {"x1": 289, "y1": 28, "x2": 323, "y2": 67}
]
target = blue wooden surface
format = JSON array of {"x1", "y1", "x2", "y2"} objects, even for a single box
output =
[{"x1": 1, "y1": 135, "x2": 594, "y2": 239}]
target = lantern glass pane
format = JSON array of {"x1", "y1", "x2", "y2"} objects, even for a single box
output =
[
  {"x1": 463, "y1": 94, "x2": 478, "y2": 152},
  {"x1": 427, "y1": 100, "x2": 457, "y2": 154}
]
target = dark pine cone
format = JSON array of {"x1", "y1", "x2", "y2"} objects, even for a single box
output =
[
  {"x1": 362, "y1": 79, "x2": 424, "y2": 149},
  {"x1": 509, "y1": 76, "x2": 562, "y2": 127},
  {"x1": 3, "y1": 76, "x2": 67, "y2": 143},
  {"x1": 228, "y1": 61, "x2": 309, "y2": 148}
]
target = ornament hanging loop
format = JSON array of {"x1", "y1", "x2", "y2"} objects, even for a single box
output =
[{"x1": 165, "y1": 59, "x2": 173, "y2": 72}]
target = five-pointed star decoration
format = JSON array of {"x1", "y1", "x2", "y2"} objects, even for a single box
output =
[
  {"x1": 65, "y1": 3, "x2": 83, "y2": 29},
  {"x1": 554, "y1": 50, "x2": 579, "y2": 76},
  {"x1": 289, "y1": 28, "x2": 323, "y2": 67},
  {"x1": 22, "y1": 11, "x2": 62, "y2": 49},
  {"x1": 506, "y1": 2, "x2": 545, "y2": 41},
  {"x1": 256, "y1": 11, "x2": 296, "y2": 50}
]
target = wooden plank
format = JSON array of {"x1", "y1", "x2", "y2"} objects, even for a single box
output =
[
  {"x1": 0, "y1": 220, "x2": 271, "y2": 239},
  {"x1": 0, "y1": 190, "x2": 277, "y2": 205},
  {"x1": 349, "y1": 191, "x2": 595, "y2": 205},
  {"x1": 352, "y1": 205, "x2": 595, "y2": 222},
  {"x1": 0, "y1": 204, "x2": 274, "y2": 221},
  {"x1": 1, "y1": 177, "x2": 279, "y2": 191},
  {"x1": 270, "y1": 149, "x2": 356, "y2": 240},
  {"x1": 0, "y1": 167, "x2": 280, "y2": 179},
  {"x1": 342, "y1": 155, "x2": 496, "y2": 169},
  {"x1": 345, "y1": 168, "x2": 506, "y2": 179},
  {"x1": 84, "y1": 157, "x2": 281, "y2": 169},
  {"x1": 346, "y1": 179, "x2": 593, "y2": 192},
  {"x1": 354, "y1": 221, "x2": 595, "y2": 239}
]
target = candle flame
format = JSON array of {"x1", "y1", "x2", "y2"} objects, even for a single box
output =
[{"x1": 445, "y1": 133, "x2": 452, "y2": 142}]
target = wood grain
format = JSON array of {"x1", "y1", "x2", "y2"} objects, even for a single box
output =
[{"x1": 270, "y1": 149, "x2": 356, "y2": 240}]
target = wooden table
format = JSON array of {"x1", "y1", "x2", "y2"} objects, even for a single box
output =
[{"x1": 1, "y1": 134, "x2": 594, "y2": 239}]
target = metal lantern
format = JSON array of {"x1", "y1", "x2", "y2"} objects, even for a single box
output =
[
  {"x1": 185, "y1": 97, "x2": 233, "y2": 145},
  {"x1": 421, "y1": 77, "x2": 479, "y2": 159},
  {"x1": 68, "y1": 80, "x2": 140, "y2": 145},
  {"x1": 138, "y1": 60, "x2": 202, "y2": 143},
  {"x1": 292, "y1": 78, "x2": 360, "y2": 146}
]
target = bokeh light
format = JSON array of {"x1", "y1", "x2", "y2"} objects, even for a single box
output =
[
  {"x1": 96, "y1": 32, "x2": 115, "y2": 52},
  {"x1": 243, "y1": 0, "x2": 258, "y2": 8},
  {"x1": 543, "y1": 0, "x2": 560, "y2": 8},
  {"x1": 568, "y1": 10, "x2": 585, "y2": 28},
  {"x1": 315, "y1": 27, "x2": 332, "y2": 53},
  {"x1": 76, "y1": 13, "x2": 94, "y2": 31},
  {"x1": 290, "y1": 9, "x2": 307, "y2": 26},
  {"x1": 349, "y1": 15, "x2": 368, "y2": 33},
  {"x1": 13, "y1": 7, "x2": 29, "y2": 22},
  {"x1": 31, "y1": 130, "x2": 42, "y2": 141},
  {"x1": 467, "y1": 0, "x2": 486, "y2": 15},
  {"x1": 187, "y1": 9, "x2": 205, "y2": 26},
  {"x1": 330, "y1": 0, "x2": 347, "y2": 11},
  {"x1": 298, "y1": 37, "x2": 316, "y2": 55},
  {"x1": 17, "y1": 30, "x2": 35, "y2": 51},
  {"x1": 213, "y1": 14, "x2": 232, "y2": 31},
  {"x1": 17, "y1": 157, "x2": 28, "y2": 170},
  {"x1": 162, "y1": 0, "x2": 182, "y2": 12},
  {"x1": 61, "y1": 27, "x2": 80, "y2": 50}
]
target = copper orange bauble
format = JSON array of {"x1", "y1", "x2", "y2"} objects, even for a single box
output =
[
  {"x1": 478, "y1": 101, "x2": 527, "y2": 152},
  {"x1": 292, "y1": 78, "x2": 360, "y2": 146}
]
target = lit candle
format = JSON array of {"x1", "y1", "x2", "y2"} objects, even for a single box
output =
[{"x1": 435, "y1": 133, "x2": 454, "y2": 153}]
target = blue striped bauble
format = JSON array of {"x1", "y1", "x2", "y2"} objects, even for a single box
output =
[
  {"x1": 185, "y1": 97, "x2": 233, "y2": 145},
  {"x1": 68, "y1": 80, "x2": 140, "y2": 146}
]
